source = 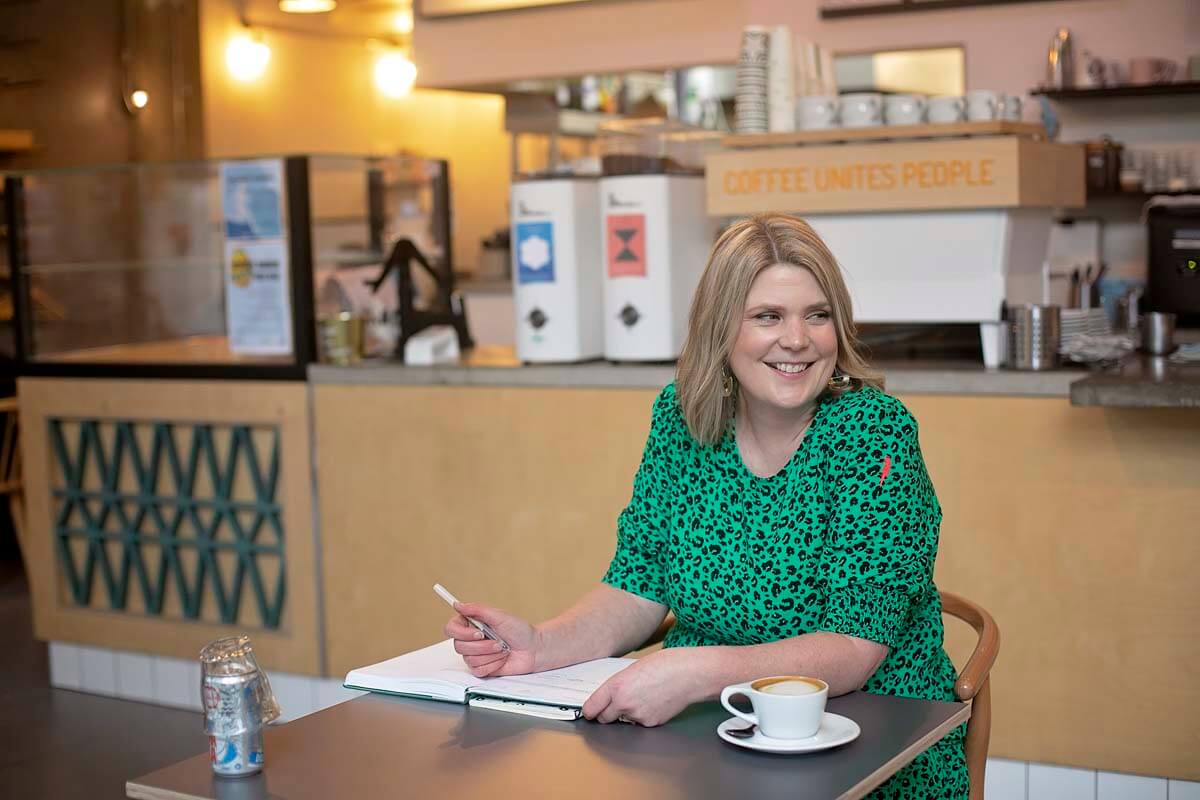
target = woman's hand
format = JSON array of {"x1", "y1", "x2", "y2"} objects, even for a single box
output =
[
  {"x1": 581, "y1": 647, "x2": 715, "y2": 728},
  {"x1": 444, "y1": 601, "x2": 541, "y2": 678}
]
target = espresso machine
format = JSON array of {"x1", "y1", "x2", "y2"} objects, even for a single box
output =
[
  {"x1": 597, "y1": 120, "x2": 721, "y2": 361},
  {"x1": 1146, "y1": 199, "x2": 1200, "y2": 326}
]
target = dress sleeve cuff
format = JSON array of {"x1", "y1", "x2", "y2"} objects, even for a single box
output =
[{"x1": 820, "y1": 581, "x2": 911, "y2": 649}]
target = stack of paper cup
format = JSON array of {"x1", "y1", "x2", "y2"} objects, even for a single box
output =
[
  {"x1": 767, "y1": 26, "x2": 795, "y2": 133},
  {"x1": 735, "y1": 26, "x2": 769, "y2": 134}
]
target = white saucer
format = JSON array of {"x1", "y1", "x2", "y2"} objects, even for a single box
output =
[{"x1": 717, "y1": 713, "x2": 861, "y2": 754}]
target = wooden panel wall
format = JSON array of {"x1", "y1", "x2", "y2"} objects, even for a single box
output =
[
  {"x1": 314, "y1": 385, "x2": 1200, "y2": 780},
  {"x1": 19, "y1": 378, "x2": 322, "y2": 675}
]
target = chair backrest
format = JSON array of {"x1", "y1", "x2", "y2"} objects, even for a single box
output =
[{"x1": 940, "y1": 590, "x2": 1001, "y2": 800}]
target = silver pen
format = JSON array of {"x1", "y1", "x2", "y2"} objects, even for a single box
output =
[{"x1": 433, "y1": 583, "x2": 511, "y2": 651}]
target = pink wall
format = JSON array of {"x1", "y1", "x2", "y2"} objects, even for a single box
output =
[{"x1": 415, "y1": 0, "x2": 1199, "y2": 95}]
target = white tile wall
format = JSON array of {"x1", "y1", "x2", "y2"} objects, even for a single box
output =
[
  {"x1": 48, "y1": 642, "x2": 82, "y2": 690},
  {"x1": 114, "y1": 651, "x2": 156, "y2": 703},
  {"x1": 986, "y1": 758, "x2": 1029, "y2": 800},
  {"x1": 1098, "y1": 773, "x2": 1167, "y2": 800},
  {"x1": 315, "y1": 678, "x2": 364, "y2": 713},
  {"x1": 270, "y1": 672, "x2": 317, "y2": 722},
  {"x1": 1029, "y1": 764, "x2": 1096, "y2": 800},
  {"x1": 78, "y1": 645, "x2": 118, "y2": 695},
  {"x1": 152, "y1": 656, "x2": 198, "y2": 711},
  {"x1": 1169, "y1": 780, "x2": 1200, "y2": 800}
]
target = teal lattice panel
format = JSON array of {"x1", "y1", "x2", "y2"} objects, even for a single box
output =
[{"x1": 48, "y1": 418, "x2": 286, "y2": 629}]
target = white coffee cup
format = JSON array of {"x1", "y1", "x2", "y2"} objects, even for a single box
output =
[
  {"x1": 965, "y1": 90, "x2": 1000, "y2": 121},
  {"x1": 797, "y1": 95, "x2": 839, "y2": 130},
  {"x1": 1000, "y1": 93, "x2": 1023, "y2": 121},
  {"x1": 720, "y1": 675, "x2": 829, "y2": 740},
  {"x1": 928, "y1": 95, "x2": 965, "y2": 123},
  {"x1": 884, "y1": 94, "x2": 926, "y2": 125},
  {"x1": 840, "y1": 93, "x2": 883, "y2": 128}
]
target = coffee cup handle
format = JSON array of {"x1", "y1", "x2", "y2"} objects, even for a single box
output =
[{"x1": 720, "y1": 685, "x2": 758, "y2": 727}]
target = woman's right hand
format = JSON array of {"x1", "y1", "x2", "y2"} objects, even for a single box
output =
[{"x1": 443, "y1": 601, "x2": 540, "y2": 678}]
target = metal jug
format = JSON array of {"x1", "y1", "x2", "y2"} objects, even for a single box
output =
[{"x1": 1047, "y1": 28, "x2": 1075, "y2": 89}]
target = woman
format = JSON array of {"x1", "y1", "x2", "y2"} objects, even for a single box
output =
[{"x1": 445, "y1": 214, "x2": 966, "y2": 799}]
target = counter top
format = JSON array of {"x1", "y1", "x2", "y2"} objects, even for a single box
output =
[
  {"x1": 1070, "y1": 355, "x2": 1200, "y2": 409},
  {"x1": 309, "y1": 346, "x2": 1081, "y2": 397}
]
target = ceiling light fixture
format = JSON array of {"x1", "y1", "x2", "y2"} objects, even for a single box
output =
[
  {"x1": 278, "y1": 0, "x2": 337, "y2": 12},
  {"x1": 130, "y1": 89, "x2": 150, "y2": 109},
  {"x1": 226, "y1": 32, "x2": 271, "y2": 82},
  {"x1": 374, "y1": 51, "x2": 417, "y2": 99}
]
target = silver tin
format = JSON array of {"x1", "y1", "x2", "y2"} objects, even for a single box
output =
[{"x1": 209, "y1": 729, "x2": 265, "y2": 777}]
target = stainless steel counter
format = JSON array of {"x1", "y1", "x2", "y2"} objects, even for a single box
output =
[{"x1": 309, "y1": 346, "x2": 1080, "y2": 397}]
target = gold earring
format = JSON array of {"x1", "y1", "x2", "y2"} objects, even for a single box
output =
[
  {"x1": 828, "y1": 374, "x2": 851, "y2": 389},
  {"x1": 722, "y1": 371, "x2": 735, "y2": 397}
]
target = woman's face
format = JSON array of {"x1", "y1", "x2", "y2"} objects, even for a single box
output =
[{"x1": 728, "y1": 264, "x2": 839, "y2": 418}]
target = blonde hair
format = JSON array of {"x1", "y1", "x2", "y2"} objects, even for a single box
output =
[{"x1": 676, "y1": 213, "x2": 882, "y2": 445}]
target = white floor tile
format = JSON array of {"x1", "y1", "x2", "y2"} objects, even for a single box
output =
[
  {"x1": 314, "y1": 679, "x2": 365, "y2": 712},
  {"x1": 114, "y1": 651, "x2": 156, "y2": 703},
  {"x1": 78, "y1": 645, "x2": 118, "y2": 695},
  {"x1": 1098, "y1": 772, "x2": 1167, "y2": 800},
  {"x1": 153, "y1": 656, "x2": 198, "y2": 710},
  {"x1": 985, "y1": 758, "x2": 1028, "y2": 800},
  {"x1": 1169, "y1": 779, "x2": 1200, "y2": 800},
  {"x1": 1030, "y1": 763, "x2": 1096, "y2": 800},
  {"x1": 48, "y1": 642, "x2": 82, "y2": 690},
  {"x1": 270, "y1": 673, "x2": 317, "y2": 722}
]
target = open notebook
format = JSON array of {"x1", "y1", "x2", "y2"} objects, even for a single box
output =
[{"x1": 344, "y1": 639, "x2": 635, "y2": 720}]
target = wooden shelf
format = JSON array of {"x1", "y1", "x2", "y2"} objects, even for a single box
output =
[
  {"x1": 0, "y1": 129, "x2": 33, "y2": 153},
  {"x1": 1031, "y1": 81, "x2": 1200, "y2": 100},
  {"x1": 723, "y1": 121, "x2": 1046, "y2": 150},
  {"x1": 820, "y1": 0, "x2": 1068, "y2": 19}
]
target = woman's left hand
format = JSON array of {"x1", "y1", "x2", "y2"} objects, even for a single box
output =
[{"x1": 581, "y1": 647, "x2": 715, "y2": 727}]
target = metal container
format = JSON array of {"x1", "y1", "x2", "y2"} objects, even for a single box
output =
[
  {"x1": 1046, "y1": 28, "x2": 1075, "y2": 89},
  {"x1": 1140, "y1": 311, "x2": 1177, "y2": 355},
  {"x1": 1008, "y1": 304, "x2": 1061, "y2": 370},
  {"x1": 208, "y1": 728, "x2": 265, "y2": 778},
  {"x1": 200, "y1": 635, "x2": 280, "y2": 777}
]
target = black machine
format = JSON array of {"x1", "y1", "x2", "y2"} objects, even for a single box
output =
[
  {"x1": 369, "y1": 238, "x2": 473, "y2": 358},
  {"x1": 1146, "y1": 201, "x2": 1200, "y2": 326}
]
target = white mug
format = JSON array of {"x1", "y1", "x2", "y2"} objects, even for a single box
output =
[
  {"x1": 1000, "y1": 93, "x2": 1023, "y2": 121},
  {"x1": 798, "y1": 95, "x2": 840, "y2": 130},
  {"x1": 884, "y1": 94, "x2": 926, "y2": 125},
  {"x1": 840, "y1": 92, "x2": 883, "y2": 127},
  {"x1": 965, "y1": 90, "x2": 1000, "y2": 122},
  {"x1": 928, "y1": 95, "x2": 965, "y2": 124},
  {"x1": 720, "y1": 676, "x2": 829, "y2": 740}
]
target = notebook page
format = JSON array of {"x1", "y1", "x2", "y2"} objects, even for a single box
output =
[
  {"x1": 344, "y1": 639, "x2": 475, "y2": 701},
  {"x1": 472, "y1": 657, "x2": 634, "y2": 708}
]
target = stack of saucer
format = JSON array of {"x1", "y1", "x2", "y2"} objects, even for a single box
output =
[
  {"x1": 1059, "y1": 308, "x2": 1111, "y2": 353},
  {"x1": 735, "y1": 26, "x2": 769, "y2": 134}
]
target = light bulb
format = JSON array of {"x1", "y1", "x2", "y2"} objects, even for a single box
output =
[
  {"x1": 226, "y1": 33, "x2": 271, "y2": 82},
  {"x1": 393, "y1": 8, "x2": 413, "y2": 34},
  {"x1": 374, "y1": 52, "x2": 417, "y2": 99},
  {"x1": 279, "y1": 0, "x2": 337, "y2": 12},
  {"x1": 130, "y1": 89, "x2": 149, "y2": 109}
]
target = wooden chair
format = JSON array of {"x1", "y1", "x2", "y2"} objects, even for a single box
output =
[
  {"x1": 941, "y1": 590, "x2": 1000, "y2": 800},
  {"x1": 636, "y1": 590, "x2": 1000, "y2": 799},
  {"x1": 0, "y1": 397, "x2": 26, "y2": 563}
]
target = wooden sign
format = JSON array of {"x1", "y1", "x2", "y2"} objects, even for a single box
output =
[{"x1": 705, "y1": 137, "x2": 1084, "y2": 216}]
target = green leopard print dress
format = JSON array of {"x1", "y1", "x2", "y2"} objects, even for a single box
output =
[{"x1": 602, "y1": 383, "x2": 968, "y2": 799}]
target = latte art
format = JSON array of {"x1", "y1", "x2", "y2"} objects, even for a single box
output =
[{"x1": 759, "y1": 679, "x2": 823, "y2": 696}]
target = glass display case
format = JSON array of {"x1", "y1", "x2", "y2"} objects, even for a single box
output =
[{"x1": 2, "y1": 153, "x2": 453, "y2": 379}]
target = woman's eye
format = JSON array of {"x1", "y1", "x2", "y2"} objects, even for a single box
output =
[
  {"x1": 808, "y1": 311, "x2": 831, "y2": 322},
  {"x1": 756, "y1": 312, "x2": 781, "y2": 322}
]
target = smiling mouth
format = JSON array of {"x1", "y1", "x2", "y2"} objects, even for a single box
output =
[{"x1": 766, "y1": 362, "x2": 812, "y2": 375}]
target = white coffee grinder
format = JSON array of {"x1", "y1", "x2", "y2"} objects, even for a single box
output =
[
  {"x1": 597, "y1": 120, "x2": 721, "y2": 361},
  {"x1": 509, "y1": 175, "x2": 604, "y2": 363}
]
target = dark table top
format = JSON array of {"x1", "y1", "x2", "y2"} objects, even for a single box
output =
[{"x1": 127, "y1": 691, "x2": 969, "y2": 800}]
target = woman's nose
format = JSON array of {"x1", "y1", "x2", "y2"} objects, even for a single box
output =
[{"x1": 781, "y1": 318, "x2": 809, "y2": 349}]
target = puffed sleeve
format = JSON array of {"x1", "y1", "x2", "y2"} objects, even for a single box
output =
[
  {"x1": 601, "y1": 385, "x2": 679, "y2": 605},
  {"x1": 818, "y1": 393, "x2": 942, "y2": 649}
]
